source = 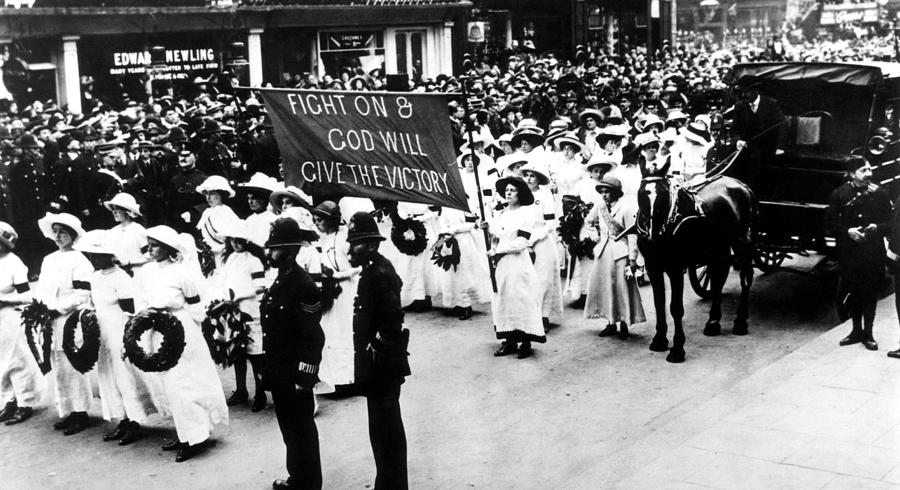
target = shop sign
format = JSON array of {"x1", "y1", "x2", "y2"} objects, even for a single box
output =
[
  {"x1": 259, "y1": 88, "x2": 468, "y2": 210},
  {"x1": 820, "y1": 3, "x2": 879, "y2": 25},
  {"x1": 323, "y1": 32, "x2": 379, "y2": 51},
  {"x1": 108, "y1": 47, "x2": 219, "y2": 80}
]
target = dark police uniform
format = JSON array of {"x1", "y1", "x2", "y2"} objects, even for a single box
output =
[
  {"x1": 353, "y1": 251, "x2": 410, "y2": 490},
  {"x1": 825, "y1": 181, "x2": 892, "y2": 338},
  {"x1": 260, "y1": 261, "x2": 325, "y2": 490}
]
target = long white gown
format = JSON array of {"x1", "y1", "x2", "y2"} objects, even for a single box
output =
[
  {"x1": 218, "y1": 251, "x2": 266, "y2": 356},
  {"x1": 530, "y1": 187, "x2": 564, "y2": 324},
  {"x1": 0, "y1": 252, "x2": 44, "y2": 408},
  {"x1": 92, "y1": 266, "x2": 168, "y2": 422},
  {"x1": 35, "y1": 249, "x2": 93, "y2": 417},
  {"x1": 489, "y1": 205, "x2": 545, "y2": 343},
  {"x1": 135, "y1": 260, "x2": 228, "y2": 445},
  {"x1": 433, "y1": 208, "x2": 492, "y2": 309},
  {"x1": 395, "y1": 202, "x2": 438, "y2": 305},
  {"x1": 316, "y1": 227, "x2": 359, "y2": 388}
]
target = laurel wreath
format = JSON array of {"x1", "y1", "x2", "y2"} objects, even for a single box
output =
[
  {"x1": 391, "y1": 217, "x2": 428, "y2": 256},
  {"x1": 123, "y1": 309, "x2": 186, "y2": 372},
  {"x1": 558, "y1": 196, "x2": 598, "y2": 260},
  {"x1": 22, "y1": 300, "x2": 53, "y2": 375},
  {"x1": 431, "y1": 235, "x2": 461, "y2": 272},
  {"x1": 62, "y1": 309, "x2": 101, "y2": 374},
  {"x1": 201, "y1": 295, "x2": 254, "y2": 368},
  {"x1": 196, "y1": 236, "x2": 216, "y2": 277}
]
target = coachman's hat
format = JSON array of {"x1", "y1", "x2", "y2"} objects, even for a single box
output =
[
  {"x1": 346, "y1": 212, "x2": 385, "y2": 243},
  {"x1": 265, "y1": 218, "x2": 306, "y2": 248}
]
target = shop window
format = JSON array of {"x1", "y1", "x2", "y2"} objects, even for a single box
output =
[
  {"x1": 394, "y1": 30, "x2": 425, "y2": 81},
  {"x1": 318, "y1": 30, "x2": 385, "y2": 80}
]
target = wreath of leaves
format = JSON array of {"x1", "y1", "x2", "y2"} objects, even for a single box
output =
[
  {"x1": 22, "y1": 300, "x2": 53, "y2": 375},
  {"x1": 196, "y1": 236, "x2": 216, "y2": 277},
  {"x1": 391, "y1": 217, "x2": 428, "y2": 256},
  {"x1": 201, "y1": 295, "x2": 254, "y2": 368},
  {"x1": 557, "y1": 196, "x2": 598, "y2": 260},
  {"x1": 319, "y1": 275, "x2": 343, "y2": 314},
  {"x1": 123, "y1": 309, "x2": 186, "y2": 373},
  {"x1": 62, "y1": 309, "x2": 101, "y2": 374},
  {"x1": 431, "y1": 235, "x2": 461, "y2": 272}
]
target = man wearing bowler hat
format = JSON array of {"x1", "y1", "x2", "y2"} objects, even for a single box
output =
[
  {"x1": 262, "y1": 218, "x2": 325, "y2": 490},
  {"x1": 346, "y1": 211, "x2": 410, "y2": 489},
  {"x1": 731, "y1": 78, "x2": 785, "y2": 188}
]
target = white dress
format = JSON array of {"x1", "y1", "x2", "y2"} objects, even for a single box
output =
[
  {"x1": 489, "y1": 205, "x2": 545, "y2": 343},
  {"x1": 0, "y1": 253, "x2": 44, "y2": 408},
  {"x1": 244, "y1": 209, "x2": 277, "y2": 248},
  {"x1": 395, "y1": 202, "x2": 438, "y2": 305},
  {"x1": 35, "y1": 249, "x2": 93, "y2": 417},
  {"x1": 433, "y1": 208, "x2": 492, "y2": 309},
  {"x1": 530, "y1": 188, "x2": 564, "y2": 323},
  {"x1": 197, "y1": 204, "x2": 240, "y2": 269},
  {"x1": 317, "y1": 228, "x2": 359, "y2": 388},
  {"x1": 135, "y1": 260, "x2": 228, "y2": 445},
  {"x1": 107, "y1": 221, "x2": 148, "y2": 270},
  {"x1": 91, "y1": 266, "x2": 167, "y2": 422},
  {"x1": 218, "y1": 252, "x2": 266, "y2": 356}
]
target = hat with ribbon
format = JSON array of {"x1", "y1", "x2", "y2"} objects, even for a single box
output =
[
  {"x1": 74, "y1": 230, "x2": 116, "y2": 255},
  {"x1": 196, "y1": 175, "x2": 236, "y2": 198},
  {"x1": 238, "y1": 172, "x2": 279, "y2": 197},
  {"x1": 584, "y1": 152, "x2": 620, "y2": 173},
  {"x1": 146, "y1": 225, "x2": 184, "y2": 255},
  {"x1": 104, "y1": 192, "x2": 143, "y2": 217},
  {"x1": 269, "y1": 185, "x2": 312, "y2": 213},
  {"x1": 38, "y1": 212, "x2": 86, "y2": 241}
]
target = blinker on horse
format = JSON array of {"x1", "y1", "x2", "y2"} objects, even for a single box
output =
[{"x1": 636, "y1": 175, "x2": 757, "y2": 363}]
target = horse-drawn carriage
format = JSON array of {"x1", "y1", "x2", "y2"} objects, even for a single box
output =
[{"x1": 688, "y1": 61, "x2": 900, "y2": 299}]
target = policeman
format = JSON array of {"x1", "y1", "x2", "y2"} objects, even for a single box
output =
[
  {"x1": 825, "y1": 156, "x2": 892, "y2": 351},
  {"x1": 261, "y1": 217, "x2": 325, "y2": 490},
  {"x1": 346, "y1": 211, "x2": 410, "y2": 490}
]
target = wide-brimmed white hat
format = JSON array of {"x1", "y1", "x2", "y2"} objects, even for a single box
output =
[
  {"x1": 584, "y1": 152, "x2": 620, "y2": 173},
  {"x1": 223, "y1": 221, "x2": 253, "y2": 242},
  {"x1": 74, "y1": 230, "x2": 116, "y2": 255},
  {"x1": 238, "y1": 173, "x2": 279, "y2": 196},
  {"x1": 683, "y1": 121, "x2": 713, "y2": 146},
  {"x1": 104, "y1": 192, "x2": 142, "y2": 217},
  {"x1": 519, "y1": 161, "x2": 551, "y2": 186},
  {"x1": 196, "y1": 175, "x2": 236, "y2": 198},
  {"x1": 634, "y1": 132, "x2": 661, "y2": 148},
  {"x1": 0, "y1": 221, "x2": 18, "y2": 250},
  {"x1": 459, "y1": 132, "x2": 488, "y2": 155},
  {"x1": 145, "y1": 225, "x2": 184, "y2": 254},
  {"x1": 553, "y1": 133, "x2": 584, "y2": 152},
  {"x1": 270, "y1": 185, "x2": 312, "y2": 213},
  {"x1": 38, "y1": 213, "x2": 86, "y2": 241}
]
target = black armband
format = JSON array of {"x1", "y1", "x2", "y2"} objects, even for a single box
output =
[
  {"x1": 185, "y1": 295, "x2": 200, "y2": 305},
  {"x1": 118, "y1": 298, "x2": 135, "y2": 314},
  {"x1": 72, "y1": 280, "x2": 91, "y2": 291},
  {"x1": 251, "y1": 271, "x2": 265, "y2": 280},
  {"x1": 14, "y1": 283, "x2": 29, "y2": 293},
  {"x1": 517, "y1": 229, "x2": 531, "y2": 240}
]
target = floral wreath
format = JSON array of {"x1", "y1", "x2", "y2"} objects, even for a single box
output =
[
  {"x1": 63, "y1": 309, "x2": 101, "y2": 374},
  {"x1": 196, "y1": 236, "x2": 216, "y2": 278},
  {"x1": 391, "y1": 216, "x2": 428, "y2": 256},
  {"x1": 22, "y1": 300, "x2": 53, "y2": 375},
  {"x1": 558, "y1": 196, "x2": 597, "y2": 260},
  {"x1": 431, "y1": 235, "x2": 461, "y2": 271},
  {"x1": 201, "y1": 295, "x2": 253, "y2": 368},
  {"x1": 123, "y1": 309, "x2": 186, "y2": 372}
]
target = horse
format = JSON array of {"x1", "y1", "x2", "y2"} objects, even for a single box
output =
[{"x1": 635, "y1": 175, "x2": 757, "y2": 363}]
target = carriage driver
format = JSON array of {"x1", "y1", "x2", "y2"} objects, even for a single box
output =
[{"x1": 825, "y1": 156, "x2": 892, "y2": 352}]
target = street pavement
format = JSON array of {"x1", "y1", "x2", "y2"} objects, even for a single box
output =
[{"x1": 1, "y1": 264, "x2": 898, "y2": 489}]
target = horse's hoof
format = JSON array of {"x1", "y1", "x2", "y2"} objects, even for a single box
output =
[
  {"x1": 733, "y1": 320, "x2": 749, "y2": 336},
  {"x1": 666, "y1": 348, "x2": 686, "y2": 363},
  {"x1": 703, "y1": 321, "x2": 721, "y2": 337},
  {"x1": 649, "y1": 336, "x2": 669, "y2": 352}
]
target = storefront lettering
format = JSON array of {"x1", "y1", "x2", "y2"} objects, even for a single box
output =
[{"x1": 113, "y1": 48, "x2": 215, "y2": 67}]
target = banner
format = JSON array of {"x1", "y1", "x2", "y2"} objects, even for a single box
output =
[{"x1": 259, "y1": 88, "x2": 468, "y2": 210}]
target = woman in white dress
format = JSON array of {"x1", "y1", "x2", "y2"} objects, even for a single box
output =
[
  {"x1": 196, "y1": 175, "x2": 240, "y2": 270},
  {"x1": 74, "y1": 230, "x2": 166, "y2": 445},
  {"x1": 237, "y1": 173, "x2": 279, "y2": 248},
  {"x1": 136, "y1": 225, "x2": 229, "y2": 462},
  {"x1": 103, "y1": 193, "x2": 149, "y2": 275},
  {"x1": 394, "y1": 201, "x2": 438, "y2": 311},
  {"x1": 35, "y1": 213, "x2": 93, "y2": 435},
  {"x1": 432, "y1": 205, "x2": 492, "y2": 320},
  {"x1": 520, "y1": 162, "x2": 564, "y2": 330},
  {"x1": 583, "y1": 176, "x2": 645, "y2": 338},
  {"x1": 311, "y1": 201, "x2": 359, "y2": 391},
  {"x1": 488, "y1": 177, "x2": 545, "y2": 359},
  {"x1": 0, "y1": 222, "x2": 44, "y2": 426},
  {"x1": 218, "y1": 222, "x2": 268, "y2": 412}
]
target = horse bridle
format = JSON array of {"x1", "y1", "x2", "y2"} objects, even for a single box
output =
[{"x1": 637, "y1": 176, "x2": 691, "y2": 239}]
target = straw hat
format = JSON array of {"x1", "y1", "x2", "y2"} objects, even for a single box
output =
[
  {"x1": 510, "y1": 126, "x2": 546, "y2": 148},
  {"x1": 238, "y1": 172, "x2": 279, "y2": 197},
  {"x1": 196, "y1": 175, "x2": 236, "y2": 198},
  {"x1": 578, "y1": 108, "x2": 603, "y2": 125},
  {"x1": 494, "y1": 176, "x2": 535, "y2": 206},
  {"x1": 683, "y1": 121, "x2": 713, "y2": 146},
  {"x1": 73, "y1": 230, "x2": 116, "y2": 255},
  {"x1": 104, "y1": 192, "x2": 142, "y2": 217},
  {"x1": 634, "y1": 132, "x2": 661, "y2": 149},
  {"x1": 270, "y1": 185, "x2": 312, "y2": 213},
  {"x1": 0, "y1": 221, "x2": 18, "y2": 250},
  {"x1": 519, "y1": 161, "x2": 551, "y2": 186},
  {"x1": 584, "y1": 153, "x2": 620, "y2": 173},
  {"x1": 38, "y1": 213, "x2": 86, "y2": 241},
  {"x1": 145, "y1": 225, "x2": 183, "y2": 254},
  {"x1": 223, "y1": 221, "x2": 253, "y2": 242},
  {"x1": 554, "y1": 133, "x2": 584, "y2": 152}
]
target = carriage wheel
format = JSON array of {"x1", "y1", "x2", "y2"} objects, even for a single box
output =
[
  {"x1": 688, "y1": 264, "x2": 714, "y2": 300},
  {"x1": 754, "y1": 248, "x2": 788, "y2": 272}
]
